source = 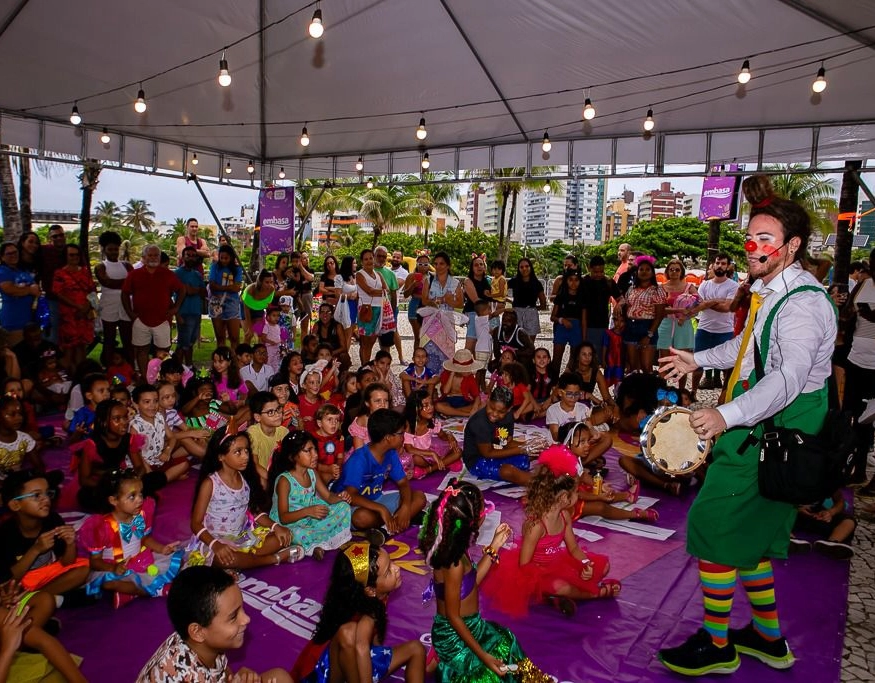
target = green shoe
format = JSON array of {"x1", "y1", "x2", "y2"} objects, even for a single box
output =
[
  {"x1": 729, "y1": 623, "x2": 795, "y2": 669},
  {"x1": 659, "y1": 629, "x2": 740, "y2": 676}
]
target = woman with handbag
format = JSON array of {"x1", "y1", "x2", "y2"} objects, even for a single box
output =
[
  {"x1": 355, "y1": 249, "x2": 386, "y2": 366},
  {"x1": 658, "y1": 176, "x2": 836, "y2": 677},
  {"x1": 208, "y1": 244, "x2": 243, "y2": 349},
  {"x1": 52, "y1": 243, "x2": 97, "y2": 371},
  {"x1": 334, "y1": 256, "x2": 358, "y2": 351}
]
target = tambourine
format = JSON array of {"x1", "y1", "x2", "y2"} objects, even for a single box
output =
[{"x1": 639, "y1": 406, "x2": 710, "y2": 475}]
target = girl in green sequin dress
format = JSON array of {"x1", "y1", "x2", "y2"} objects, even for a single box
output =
[{"x1": 418, "y1": 480, "x2": 552, "y2": 682}]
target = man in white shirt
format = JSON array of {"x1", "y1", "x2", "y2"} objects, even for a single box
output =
[
  {"x1": 690, "y1": 253, "x2": 739, "y2": 394},
  {"x1": 390, "y1": 251, "x2": 408, "y2": 287},
  {"x1": 659, "y1": 177, "x2": 836, "y2": 677}
]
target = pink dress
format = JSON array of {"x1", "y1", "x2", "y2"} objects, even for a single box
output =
[
  {"x1": 402, "y1": 420, "x2": 460, "y2": 479},
  {"x1": 482, "y1": 512, "x2": 610, "y2": 617}
]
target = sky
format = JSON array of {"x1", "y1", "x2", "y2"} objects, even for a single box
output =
[{"x1": 26, "y1": 162, "x2": 868, "y2": 226}]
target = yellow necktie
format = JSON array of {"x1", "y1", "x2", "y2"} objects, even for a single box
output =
[{"x1": 724, "y1": 292, "x2": 763, "y2": 398}]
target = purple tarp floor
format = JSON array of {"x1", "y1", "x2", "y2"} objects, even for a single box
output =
[{"x1": 42, "y1": 421, "x2": 847, "y2": 683}]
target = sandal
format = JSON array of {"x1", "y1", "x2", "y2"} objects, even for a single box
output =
[
  {"x1": 633, "y1": 507, "x2": 659, "y2": 523},
  {"x1": 598, "y1": 579, "x2": 622, "y2": 598},
  {"x1": 627, "y1": 478, "x2": 641, "y2": 504},
  {"x1": 276, "y1": 545, "x2": 305, "y2": 564},
  {"x1": 545, "y1": 594, "x2": 577, "y2": 617}
]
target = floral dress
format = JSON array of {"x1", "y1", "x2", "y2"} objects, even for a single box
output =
[
  {"x1": 185, "y1": 472, "x2": 269, "y2": 566},
  {"x1": 52, "y1": 266, "x2": 96, "y2": 349},
  {"x1": 269, "y1": 470, "x2": 351, "y2": 556}
]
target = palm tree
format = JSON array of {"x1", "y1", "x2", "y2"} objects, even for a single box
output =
[
  {"x1": 764, "y1": 164, "x2": 838, "y2": 237},
  {"x1": 122, "y1": 198, "x2": 156, "y2": 232},
  {"x1": 115, "y1": 225, "x2": 150, "y2": 262},
  {"x1": 403, "y1": 173, "x2": 459, "y2": 245},
  {"x1": 0, "y1": 146, "x2": 22, "y2": 240},
  {"x1": 334, "y1": 223, "x2": 364, "y2": 248},
  {"x1": 295, "y1": 179, "x2": 330, "y2": 251},
  {"x1": 94, "y1": 200, "x2": 123, "y2": 231},
  {"x1": 320, "y1": 182, "x2": 361, "y2": 253},
  {"x1": 78, "y1": 160, "x2": 102, "y2": 253},
  {"x1": 357, "y1": 181, "x2": 428, "y2": 248}
]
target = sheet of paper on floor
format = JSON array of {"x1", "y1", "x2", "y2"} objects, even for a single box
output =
[
  {"x1": 612, "y1": 496, "x2": 659, "y2": 511},
  {"x1": 572, "y1": 527, "x2": 604, "y2": 542},
  {"x1": 581, "y1": 516, "x2": 676, "y2": 541}
]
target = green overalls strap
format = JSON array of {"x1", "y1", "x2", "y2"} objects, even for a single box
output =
[{"x1": 686, "y1": 285, "x2": 833, "y2": 568}]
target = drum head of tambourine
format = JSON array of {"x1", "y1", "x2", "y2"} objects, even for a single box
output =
[{"x1": 640, "y1": 406, "x2": 710, "y2": 475}]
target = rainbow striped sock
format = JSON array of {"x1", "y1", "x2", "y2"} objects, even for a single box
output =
[
  {"x1": 739, "y1": 559, "x2": 781, "y2": 641},
  {"x1": 699, "y1": 560, "x2": 736, "y2": 647}
]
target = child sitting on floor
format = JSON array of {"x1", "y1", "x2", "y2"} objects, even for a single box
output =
[
  {"x1": 313, "y1": 403, "x2": 345, "y2": 486},
  {"x1": 791, "y1": 489, "x2": 857, "y2": 560},
  {"x1": 80, "y1": 469, "x2": 184, "y2": 608},
  {"x1": 137, "y1": 565, "x2": 293, "y2": 683},
  {"x1": 269, "y1": 374, "x2": 300, "y2": 430},
  {"x1": 298, "y1": 362, "x2": 326, "y2": 435},
  {"x1": 335, "y1": 409, "x2": 427, "y2": 537},
  {"x1": 500, "y1": 361, "x2": 537, "y2": 422},
  {"x1": 268, "y1": 430, "x2": 351, "y2": 559},
  {"x1": 0, "y1": 396, "x2": 63, "y2": 495},
  {"x1": 482, "y1": 464, "x2": 620, "y2": 619},
  {"x1": 372, "y1": 350, "x2": 405, "y2": 408},
  {"x1": 400, "y1": 346, "x2": 439, "y2": 398},
  {"x1": 37, "y1": 352, "x2": 72, "y2": 397},
  {"x1": 186, "y1": 424, "x2": 303, "y2": 569},
  {"x1": 435, "y1": 349, "x2": 484, "y2": 418},
  {"x1": 349, "y1": 383, "x2": 391, "y2": 450},
  {"x1": 418, "y1": 481, "x2": 550, "y2": 680},
  {"x1": 130, "y1": 384, "x2": 190, "y2": 484},
  {"x1": 290, "y1": 541, "x2": 425, "y2": 682},
  {"x1": 316, "y1": 343, "x2": 340, "y2": 398},
  {"x1": 462, "y1": 386, "x2": 532, "y2": 486},
  {"x1": 545, "y1": 373, "x2": 615, "y2": 463},
  {"x1": 157, "y1": 380, "x2": 208, "y2": 460},
  {"x1": 246, "y1": 391, "x2": 289, "y2": 487},
  {"x1": 0, "y1": 471, "x2": 89, "y2": 597},
  {"x1": 179, "y1": 378, "x2": 233, "y2": 436},
  {"x1": 529, "y1": 348, "x2": 557, "y2": 420},
  {"x1": 240, "y1": 343, "x2": 275, "y2": 394},
  {"x1": 402, "y1": 389, "x2": 462, "y2": 478},
  {"x1": 67, "y1": 373, "x2": 110, "y2": 443},
  {"x1": 106, "y1": 349, "x2": 135, "y2": 388}
]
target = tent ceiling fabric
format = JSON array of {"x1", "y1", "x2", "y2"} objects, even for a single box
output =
[{"x1": 2, "y1": 0, "x2": 875, "y2": 180}]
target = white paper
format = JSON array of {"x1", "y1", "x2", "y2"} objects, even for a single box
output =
[
  {"x1": 492, "y1": 486, "x2": 528, "y2": 499},
  {"x1": 611, "y1": 495, "x2": 659, "y2": 511},
  {"x1": 572, "y1": 527, "x2": 604, "y2": 542},
  {"x1": 475, "y1": 509, "x2": 503, "y2": 545},
  {"x1": 580, "y1": 516, "x2": 676, "y2": 541}
]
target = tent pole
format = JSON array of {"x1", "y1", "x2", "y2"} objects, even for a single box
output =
[{"x1": 833, "y1": 160, "x2": 863, "y2": 290}]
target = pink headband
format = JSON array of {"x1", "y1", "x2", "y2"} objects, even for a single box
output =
[{"x1": 634, "y1": 255, "x2": 656, "y2": 267}]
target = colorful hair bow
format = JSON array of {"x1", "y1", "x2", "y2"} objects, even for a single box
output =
[
  {"x1": 634, "y1": 255, "x2": 656, "y2": 267},
  {"x1": 119, "y1": 515, "x2": 146, "y2": 543},
  {"x1": 752, "y1": 196, "x2": 774, "y2": 209},
  {"x1": 500, "y1": 345, "x2": 515, "y2": 354},
  {"x1": 471, "y1": 253, "x2": 487, "y2": 262},
  {"x1": 656, "y1": 388, "x2": 679, "y2": 405},
  {"x1": 415, "y1": 248, "x2": 431, "y2": 257},
  {"x1": 300, "y1": 359, "x2": 328, "y2": 386}
]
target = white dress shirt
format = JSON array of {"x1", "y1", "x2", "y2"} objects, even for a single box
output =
[{"x1": 694, "y1": 263, "x2": 836, "y2": 430}]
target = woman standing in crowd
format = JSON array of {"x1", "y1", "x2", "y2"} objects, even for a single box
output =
[
  {"x1": 462, "y1": 254, "x2": 492, "y2": 353},
  {"x1": 335, "y1": 256, "x2": 359, "y2": 352},
  {"x1": 657, "y1": 258, "x2": 697, "y2": 390},
  {"x1": 95, "y1": 231, "x2": 133, "y2": 365},
  {"x1": 508, "y1": 257, "x2": 547, "y2": 341},
  {"x1": 550, "y1": 268, "x2": 585, "y2": 374},
  {"x1": 319, "y1": 254, "x2": 340, "y2": 308},
  {"x1": 208, "y1": 243, "x2": 244, "y2": 349},
  {"x1": 271, "y1": 253, "x2": 291, "y2": 300},
  {"x1": 403, "y1": 252, "x2": 431, "y2": 350},
  {"x1": 619, "y1": 255, "x2": 666, "y2": 374},
  {"x1": 16, "y1": 231, "x2": 42, "y2": 277},
  {"x1": 242, "y1": 269, "x2": 277, "y2": 344},
  {"x1": 420, "y1": 251, "x2": 464, "y2": 377},
  {"x1": 355, "y1": 249, "x2": 386, "y2": 366},
  {"x1": 0, "y1": 243, "x2": 40, "y2": 347},
  {"x1": 52, "y1": 243, "x2": 96, "y2": 371}
]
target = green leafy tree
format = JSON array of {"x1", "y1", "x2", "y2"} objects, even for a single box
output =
[
  {"x1": 320, "y1": 182, "x2": 361, "y2": 253},
  {"x1": 402, "y1": 173, "x2": 459, "y2": 245},
  {"x1": 93, "y1": 200, "x2": 123, "y2": 231},
  {"x1": 588, "y1": 217, "x2": 746, "y2": 273},
  {"x1": 122, "y1": 198, "x2": 156, "y2": 232},
  {"x1": 763, "y1": 164, "x2": 838, "y2": 238},
  {"x1": 358, "y1": 181, "x2": 427, "y2": 249}
]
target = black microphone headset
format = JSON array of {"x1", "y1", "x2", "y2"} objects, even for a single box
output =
[{"x1": 755, "y1": 241, "x2": 794, "y2": 263}]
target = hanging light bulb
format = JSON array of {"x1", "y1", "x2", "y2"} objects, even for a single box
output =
[
  {"x1": 134, "y1": 85, "x2": 147, "y2": 114},
  {"x1": 737, "y1": 59, "x2": 751, "y2": 84},
  {"x1": 247, "y1": 160, "x2": 255, "y2": 174},
  {"x1": 366, "y1": 177, "x2": 375, "y2": 189},
  {"x1": 300, "y1": 126, "x2": 310, "y2": 147},
  {"x1": 812, "y1": 64, "x2": 827, "y2": 93},
  {"x1": 415, "y1": 117, "x2": 427, "y2": 141},
  {"x1": 583, "y1": 97, "x2": 595, "y2": 121},
  {"x1": 191, "y1": 153, "x2": 199, "y2": 166},
  {"x1": 224, "y1": 162, "x2": 232, "y2": 175},
  {"x1": 308, "y1": 8, "x2": 324, "y2": 38},
  {"x1": 643, "y1": 108, "x2": 655, "y2": 132},
  {"x1": 218, "y1": 52, "x2": 232, "y2": 87},
  {"x1": 278, "y1": 167, "x2": 286, "y2": 179},
  {"x1": 100, "y1": 128, "x2": 111, "y2": 144},
  {"x1": 541, "y1": 131, "x2": 552, "y2": 153},
  {"x1": 69, "y1": 103, "x2": 81, "y2": 125},
  {"x1": 421, "y1": 152, "x2": 430, "y2": 170},
  {"x1": 355, "y1": 157, "x2": 364, "y2": 172},
  {"x1": 542, "y1": 181, "x2": 552, "y2": 194}
]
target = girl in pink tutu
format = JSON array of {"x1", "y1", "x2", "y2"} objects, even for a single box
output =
[
  {"x1": 402, "y1": 390, "x2": 462, "y2": 478},
  {"x1": 482, "y1": 459, "x2": 620, "y2": 618}
]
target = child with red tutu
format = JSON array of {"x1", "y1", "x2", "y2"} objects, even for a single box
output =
[{"x1": 482, "y1": 457, "x2": 621, "y2": 618}]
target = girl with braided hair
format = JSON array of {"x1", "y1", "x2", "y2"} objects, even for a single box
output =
[
  {"x1": 290, "y1": 540, "x2": 425, "y2": 682},
  {"x1": 418, "y1": 480, "x2": 551, "y2": 682}
]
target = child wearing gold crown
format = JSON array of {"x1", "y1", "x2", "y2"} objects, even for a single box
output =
[{"x1": 291, "y1": 540, "x2": 425, "y2": 682}]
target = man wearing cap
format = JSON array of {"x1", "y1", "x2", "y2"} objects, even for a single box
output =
[
  {"x1": 174, "y1": 246, "x2": 206, "y2": 366},
  {"x1": 374, "y1": 246, "x2": 405, "y2": 364},
  {"x1": 434, "y1": 349, "x2": 483, "y2": 418}
]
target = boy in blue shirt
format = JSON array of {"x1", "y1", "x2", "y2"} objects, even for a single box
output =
[
  {"x1": 336, "y1": 408, "x2": 426, "y2": 536},
  {"x1": 67, "y1": 374, "x2": 110, "y2": 443}
]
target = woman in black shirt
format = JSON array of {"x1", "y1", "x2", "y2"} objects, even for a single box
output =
[
  {"x1": 507, "y1": 258, "x2": 547, "y2": 340},
  {"x1": 550, "y1": 269, "x2": 584, "y2": 374}
]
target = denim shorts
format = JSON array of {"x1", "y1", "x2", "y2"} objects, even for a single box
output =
[
  {"x1": 694, "y1": 329, "x2": 733, "y2": 353},
  {"x1": 553, "y1": 318, "x2": 583, "y2": 346},
  {"x1": 407, "y1": 297, "x2": 422, "y2": 320},
  {"x1": 465, "y1": 311, "x2": 479, "y2": 339},
  {"x1": 469, "y1": 454, "x2": 530, "y2": 480},
  {"x1": 209, "y1": 294, "x2": 240, "y2": 321},
  {"x1": 176, "y1": 314, "x2": 201, "y2": 349},
  {"x1": 351, "y1": 490, "x2": 401, "y2": 516},
  {"x1": 623, "y1": 318, "x2": 658, "y2": 346}
]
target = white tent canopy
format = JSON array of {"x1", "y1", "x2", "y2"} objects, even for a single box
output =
[{"x1": 2, "y1": 0, "x2": 875, "y2": 183}]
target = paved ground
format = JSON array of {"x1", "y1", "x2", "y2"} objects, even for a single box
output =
[{"x1": 382, "y1": 311, "x2": 873, "y2": 682}]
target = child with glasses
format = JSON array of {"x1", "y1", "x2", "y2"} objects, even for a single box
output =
[
  {"x1": 246, "y1": 391, "x2": 289, "y2": 488},
  {"x1": 545, "y1": 373, "x2": 615, "y2": 444},
  {"x1": 0, "y1": 471, "x2": 89, "y2": 597}
]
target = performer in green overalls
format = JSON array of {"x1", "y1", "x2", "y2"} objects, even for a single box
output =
[{"x1": 657, "y1": 175, "x2": 837, "y2": 677}]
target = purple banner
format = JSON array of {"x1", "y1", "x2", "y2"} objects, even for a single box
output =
[
  {"x1": 259, "y1": 187, "x2": 295, "y2": 255},
  {"x1": 698, "y1": 164, "x2": 741, "y2": 221}
]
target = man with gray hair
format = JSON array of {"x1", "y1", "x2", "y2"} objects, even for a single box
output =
[{"x1": 122, "y1": 245, "x2": 185, "y2": 376}]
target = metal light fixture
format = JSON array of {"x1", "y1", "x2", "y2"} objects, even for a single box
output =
[
  {"x1": 541, "y1": 131, "x2": 551, "y2": 152},
  {"x1": 421, "y1": 152, "x2": 430, "y2": 170},
  {"x1": 415, "y1": 116, "x2": 427, "y2": 140},
  {"x1": 583, "y1": 97, "x2": 595, "y2": 120},
  {"x1": 218, "y1": 52, "x2": 232, "y2": 87},
  {"x1": 191, "y1": 153, "x2": 199, "y2": 166},
  {"x1": 134, "y1": 86, "x2": 147, "y2": 113},
  {"x1": 643, "y1": 108, "x2": 655, "y2": 131},
  {"x1": 355, "y1": 157, "x2": 364, "y2": 172},
  {"x1": 100, "y1": 128, "x2": 111, "y2": 144},
  {"x1": 224, "y1": 162, "x2": 232, "y2": 174},
  {"x1": 70, "y1": 103, "x2": 81, "y2": 125},
  {"x1": 812, "y1": 64, "x2": 827, "y2": 93},
  {"x1": 308, "y1": 8, "x2": 324, "y2": 38},
  {"x1": 737, "y1": 59, "x2": 751, "y2": 84},
  {"x1": 300, "y1": 126, "x2": 310, "y2": 146},
  {"x1": 278, "y1": 167, "x2": 286, "y2": 179},
  {"x1": 247, "y1": 160, "x2": 255, "y2": 174}
]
